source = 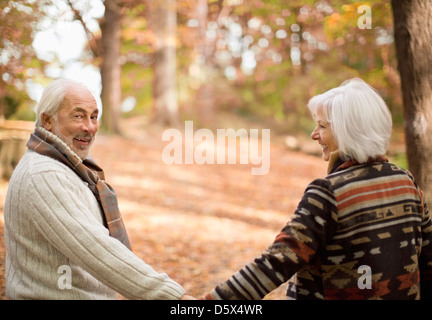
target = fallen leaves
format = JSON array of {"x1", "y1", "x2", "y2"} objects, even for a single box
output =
[{"x1": 0, "y1": 116, "x2": 326, "y2": 299}]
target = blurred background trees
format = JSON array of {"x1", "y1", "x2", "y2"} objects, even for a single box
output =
[
  {"x1": 1, "y1": 0, "x2": 431, "y2": 199},
  {"x1": 392, "y1": 0, "x2": 432, "y2": 205},
  {"x1": 0, "y1": 0, "x2": 48, "y2": 123},
  {"x1": 1, "y1": 0, "x2": 399, "y2": 129}
]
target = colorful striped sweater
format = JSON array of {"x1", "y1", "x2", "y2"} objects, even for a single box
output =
[{"x1": 204, "y1": 158, "x2": 432, "y2": 300}]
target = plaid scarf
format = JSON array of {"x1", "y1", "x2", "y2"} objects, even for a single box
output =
[{"x1": 27, "y1": 127, "x2": 132, "y2": 250}]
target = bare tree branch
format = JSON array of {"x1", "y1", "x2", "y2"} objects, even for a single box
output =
[{"x1": 65, "y1": 0, "x2": 100, "y2": 58}]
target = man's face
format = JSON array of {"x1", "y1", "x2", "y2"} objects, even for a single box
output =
[{"x1": 43, "y1": 85, "x2": 99, "y2": 160}]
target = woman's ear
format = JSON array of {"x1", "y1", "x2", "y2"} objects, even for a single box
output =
[{"x1": 42, "y1": 113, "x2": 54, "y2": 132}]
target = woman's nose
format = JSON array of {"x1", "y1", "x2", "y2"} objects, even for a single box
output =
[{"x1": 310, "y1": 127, "x2": 319, "y2": 140}]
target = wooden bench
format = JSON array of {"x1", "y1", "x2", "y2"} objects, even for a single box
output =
[{"x1": 0, "y1": 121, "x2": 34, "y2": 180}]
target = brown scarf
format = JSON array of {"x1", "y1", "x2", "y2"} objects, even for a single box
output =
[{"x1": 27, "y1": 127, "x2": 132, "y2": 250}]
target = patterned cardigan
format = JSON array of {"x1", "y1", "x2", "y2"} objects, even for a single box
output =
[{"x1": 204, "y1": 157, "x2": 432, "y2": 300}]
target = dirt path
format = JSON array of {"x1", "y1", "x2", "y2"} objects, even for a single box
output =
[{"x1": 0, "y1": 117, "x2": 327, "y2": 299}]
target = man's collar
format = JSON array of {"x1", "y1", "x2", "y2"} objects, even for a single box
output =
[{"x1": 34, "y1": 126, "x2": 86, "y2": 163}]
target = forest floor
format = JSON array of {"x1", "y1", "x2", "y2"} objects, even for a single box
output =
[{"x1": 0, "y1": 114, "x2": 405, "y2": 300}]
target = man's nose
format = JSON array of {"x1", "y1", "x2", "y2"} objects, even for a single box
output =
[{"x1": 82, "y1": 118, "x2": 98, "y2": 134}]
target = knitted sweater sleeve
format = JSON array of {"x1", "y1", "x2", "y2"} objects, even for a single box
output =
[
  {"x1": 26, "y1": 168, "x2": 184, "y2": 300},
  {"x1": 204, "y1": 178, "x2": 337, "y2": 300}
]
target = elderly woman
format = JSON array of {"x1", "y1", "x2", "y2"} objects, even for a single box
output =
[{"x1": 203, "y1": 78, "x2": 432, "y2": 300}]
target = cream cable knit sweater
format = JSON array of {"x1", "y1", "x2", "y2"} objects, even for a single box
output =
[{"x1": 4, "y1": 133, "x2": 184, "y2": 300}]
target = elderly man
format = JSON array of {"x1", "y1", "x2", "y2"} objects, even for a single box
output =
[{"x1": 4, "y1": 79, "x2": 191, "y2": 300}]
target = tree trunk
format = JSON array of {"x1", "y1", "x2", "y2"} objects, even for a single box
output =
[
  {"x1": 100, "y1": 0, "x2": 122, "y2": 134},
  {"x1": 391, "y1": 0, "x2": 432, "y2": 204},
  {"x1": 0, "y1": 86, "x2": 5, "y2": 125},
  {"x1": 149, "y1": 0, "x2": 179, "y2": 127},
  {"x1": 195, "y1": 0, "x2": 215, "y2": 126}
]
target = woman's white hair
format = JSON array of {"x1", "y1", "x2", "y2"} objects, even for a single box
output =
[
  {"x1": 35, "y1": 79, "x2": 87, "y2": 127},
  {"x1": 307, "y1": 78, "x2": 392, "y2": 163}
]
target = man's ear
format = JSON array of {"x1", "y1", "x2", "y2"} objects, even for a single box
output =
[{"x1": 42, "y1": 113, "x2": 54, "y2": 132}]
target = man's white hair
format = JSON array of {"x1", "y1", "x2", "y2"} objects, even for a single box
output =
[
  {"x1": 307, "y1": 78, "x2": 393, "y2": 163},
  {"x1": 35, "y1": 79, "x2": 87, "y2": 127}
]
